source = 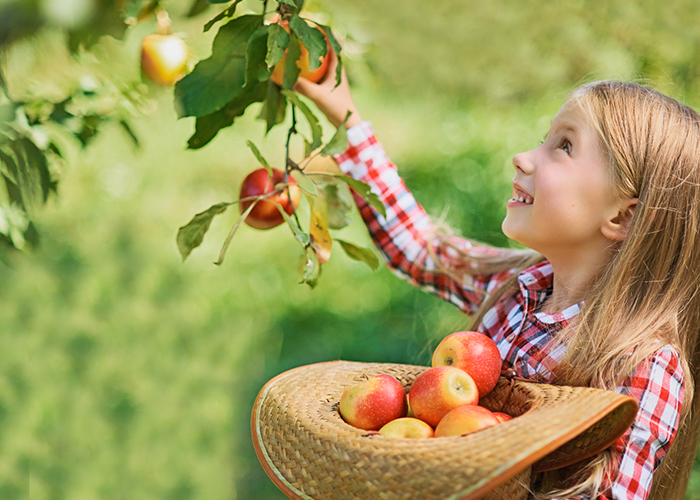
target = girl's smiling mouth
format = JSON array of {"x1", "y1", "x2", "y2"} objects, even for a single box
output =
[{"x1": 509, "y1": 185, "x2": 534, "y2": 205}]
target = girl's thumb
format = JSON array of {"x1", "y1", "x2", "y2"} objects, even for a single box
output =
[{"x1": 292, "y1": 77, "x2": 317, "y2": 100}]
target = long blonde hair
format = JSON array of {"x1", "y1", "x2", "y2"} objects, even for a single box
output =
[
  {"x1": 433, "y1": 81, "x2": 700, "y2": 498},
  {"x1": 542, "y1": 82, "x2": 700, "y2": 500}
]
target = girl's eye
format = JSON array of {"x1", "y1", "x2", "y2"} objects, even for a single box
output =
[{"x1": 559, "y1": 139, "x2": 572, "y2": 154}]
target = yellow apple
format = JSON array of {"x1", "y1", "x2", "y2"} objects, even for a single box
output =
[
  {"x1": 141, "y1": 33, "x2": 190, "y2": 86},
  {"x1": 434, "y1": 404, "x2": 500, "y2": 438},
  {"x1": 379, "y1": 417, "x2": 434, "y2": 438}
]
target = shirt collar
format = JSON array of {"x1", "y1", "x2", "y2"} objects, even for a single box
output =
[{"x1": 517, "y1": 260, "x2": 583, "y2": 324}]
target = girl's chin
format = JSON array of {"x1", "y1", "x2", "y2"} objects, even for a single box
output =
[{"x1": 501, "y1": 218, "x2": 532, "y2": 249}]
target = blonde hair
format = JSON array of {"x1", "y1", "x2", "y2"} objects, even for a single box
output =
[
  {"x1": 543, "y1": 81, "x2": 700, "y2": 500},
  {"x1": 432, "y1": 81, "x2": 700, "y2": 498}
]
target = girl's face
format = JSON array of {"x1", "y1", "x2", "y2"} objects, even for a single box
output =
[{"x1": 502, "y1": 101, "x2": 621, "y2": 260}]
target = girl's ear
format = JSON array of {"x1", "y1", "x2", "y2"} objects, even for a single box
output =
[{"x1": 602, "y1": 198, "x2": 638, "y2": 241}]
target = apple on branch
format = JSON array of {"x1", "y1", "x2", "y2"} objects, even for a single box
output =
[
  {"x1": 339, "y1": 374, "x2": 408, "y2": 431},
  {"x1": 239, "y1": 168, "x2": 301, "y2": 230},
  {"x1": 434, "y1": 404, "x2": 500, "y2": 438},
  {"x1": 408, "y1": 366, "x2": 479, "y2": 428},
  {"x1": 269, "y1": 22, "x2": 330, "y2": 87},
  {"x1": 141, "y1": 33, "x2": 190, "y2": 86},
  {"x1": 432, "y1": 331, "x2": 502, "y2": 397}
]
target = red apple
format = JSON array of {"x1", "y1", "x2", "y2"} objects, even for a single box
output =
[
  {"x1": 239, "y1": 168, "x2": 301, "y2": 230},
  {"x1": 270, "y1": 23, "x2": 330, "y2": 87},
  {"x1": 434, "y1": 404, "x2": 500, "y2": 438},
  {"x1": 432, "y1": 331, "x2": 502, "y2": 397},
  {"x1": 408, "y1": 366, "x2": 479, "y2": 428},
  {"x1": 493, "y1": 411, "x2": 514, "y2": 423},
  {"x1": 339, "y1": 374, "x2": 408, "y2": 431},
  {"x1": 379, "y1": 417, "x2": 434, "y2": 439},
  {"x1": 141, "y1": 33, "x2": 190, "y2": 85}
]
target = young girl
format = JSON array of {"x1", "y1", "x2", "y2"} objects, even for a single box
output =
[{"x1": 295, "y1": 54, "x2": 700, "y2": 500}]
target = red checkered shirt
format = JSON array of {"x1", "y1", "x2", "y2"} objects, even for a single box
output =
[{"x1": 333, "y1": 121, "x2": 684, "y2": 500}]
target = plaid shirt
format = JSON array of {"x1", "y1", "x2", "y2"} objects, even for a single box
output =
[{"x1": 333, "y1": 122, "x2": 684, "y2": 500}]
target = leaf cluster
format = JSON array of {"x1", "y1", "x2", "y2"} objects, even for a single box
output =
[
  {"x1": 0, "y1": 30, "x2": 148, "y2": 252},
  {"x1": 175, "y1": 0, "x2": 343, "y2": 149}
]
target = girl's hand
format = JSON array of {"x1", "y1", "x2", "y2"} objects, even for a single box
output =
[{"x1": 293, "y1": 49, "x2": 362, "y2": 129}]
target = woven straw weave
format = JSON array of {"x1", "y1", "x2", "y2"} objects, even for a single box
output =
[{"x1": 252, "y1": 361, "x2": 638, "y2": 500}]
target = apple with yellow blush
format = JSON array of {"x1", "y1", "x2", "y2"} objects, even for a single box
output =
[
  {"x1": 408, "y1": 366, "x2": 479, "y2": 428},
  {"x1": 339, "y1": 374, "x2": 407, "y2": 431},
  {"x1": 432, "y1": 331, "x2": 502, "y2": 397},
  {"x1": 434, "y1": 404, "x2": 500, "y2": 438}
]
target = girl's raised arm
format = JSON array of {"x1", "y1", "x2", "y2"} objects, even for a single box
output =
[{"x1": 295, "y1": 56, "x2": 529, "y2": 315}]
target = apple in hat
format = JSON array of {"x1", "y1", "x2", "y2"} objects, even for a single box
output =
[
  {"x1": 434, "y1": 404, "x2": 500, "y2": 438},
  {"x1": 408, "y1": 366, "x2": 479, "y2": 428},
  {"x1": 378, "y1": 417, "x2": 434, "y2": 439},
  {"x1": 339, "y1": 374, "x2": 407, "y2": 431},
  {"x1": 493, "y1": 411, "x2": 514, "y2": 423},
  {"x1": 432, "y1": 331, "x2": 502, "y2": 397}
]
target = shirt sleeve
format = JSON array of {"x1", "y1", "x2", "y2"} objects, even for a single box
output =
[
  {"x1": 332, "y1": 121, "x2": 518, "y2": 315},
  {"x1": 573, "y1": 345, "x2": 685, "y2": 500}
]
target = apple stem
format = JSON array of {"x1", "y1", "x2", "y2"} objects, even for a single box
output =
[{"x1": 155, "y1": 8, "x2": 173, "y2": 35}]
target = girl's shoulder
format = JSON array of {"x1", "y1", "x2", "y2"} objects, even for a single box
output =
[{"x1": 623, "y1": 343, "x2": 684, "y2": 400}]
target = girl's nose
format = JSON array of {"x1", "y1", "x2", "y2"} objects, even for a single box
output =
[{"x1": 512, "y1": 150, "x2": 535, "y2": 174}]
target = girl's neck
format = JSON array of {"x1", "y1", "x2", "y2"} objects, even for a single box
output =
[{"x1": 540, "y1": 245, "x2": 613, "y2": 313}]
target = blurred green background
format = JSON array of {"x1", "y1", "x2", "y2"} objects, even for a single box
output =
[{"x1": 3, "y1": 0, "x2": 700, "y2": 498}]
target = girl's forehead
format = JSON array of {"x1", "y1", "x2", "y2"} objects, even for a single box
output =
[{"x1": 551, "y1": 100, "x2": 593, "y2": 133}]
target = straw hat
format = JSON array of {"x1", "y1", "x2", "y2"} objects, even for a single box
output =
[{"x1": 252, "y1": 361, "x2": 638, "y2": 500}]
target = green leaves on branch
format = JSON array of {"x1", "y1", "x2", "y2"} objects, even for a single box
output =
[
  {"x1": 176, "y1": 134, "x2": 384, "y2": 287},
  {"x1": 176, "y1": 2, "x2": 343, "y2": 150},
  {"x1": 175, "y1": 15, "x2": 262, "y2": 119},
  {"x1": 176, "y1": 202, "x2": 232, "y2": 262}
]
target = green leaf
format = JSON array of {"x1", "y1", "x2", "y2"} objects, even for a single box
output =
[
  {"x1": 203, "y1": 0, "x2": 245, "y2": 32},
  {"x1": 318, "y1": 24, "x2": 343, "y2": 87},
  {"x1": 20, "y1": 138, "x2": 54, "y2": 202},
  {"x1": 245, "y1": 26, "x2": 273, "y2": 85},
  {"x1": 281, "y1": 90, "x2": 322, "y2": 151},
  {"x1": 308, "y1": 195, "x2": 332, "y2": 265},
  {"x1": 259, "y1": 80, "x2": 287, "y2": 133},
  {"x1": 214, "y1": 199, "x2": 258, "y2": 266},
  {"x1": 280, "y1": 34, "x2": 302, "y2": 90},
  {"x1": 280, "y1": 0, "x2": 304, "y2": 9},
  {"x1": 277, "y1": 206, "x2": 310, "y2": 247},
  {"x1": 207, "y1": 0, "x2": 233, "y2": 4},
  {"x1": 187, "y1": 82, "x2": 266, "y2": 149},
  {"x1": 334, "y1": 175, "x2": 387, "y2": 218},
  {"x1": 337, "y1": 239, "x2": 380, "y2": 271},
  {"x1": 318, "y1": 181, "x2": 353, "y2": 229},
  {"x1": 121, "y1": 0, "x2": 158, "y2": 21},
  {"x1": 299, "y1": 246, "x2": 320, "y2": 288},
  {"x1": 175, "y1": 15, "x2": 262, "y2": 118},
  {"x1": 289, "y1": 16, "x2": 328, "y2": 72},
  {"x1": 0, "y1": 139, "x2": 54, "y2": 213},
  {"x1": 187, "y1": 0, "x2": 210, "y2": 17},
  {"x1": 266, "y1": 23, "x2": 290, "y2": 68},
  {"x1": 176, "y1": 202, "x2": 231, "y2": 262},
  {"x1": 291, "y1": 170, "x2": 317, "y2": 196},
  {"x1": 320, "y1": 115, "x2": 350, "y2": 156},
  {"x1": 119, "y1": 120, "x2": 140, "y2": 148},
  {"x1": 245, "y1": 140, "x2": 272, "y2": 175}
]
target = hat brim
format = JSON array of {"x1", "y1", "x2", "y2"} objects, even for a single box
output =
[{"x1": 252, "y1": 361, "x2": 638, "y2": 500}]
